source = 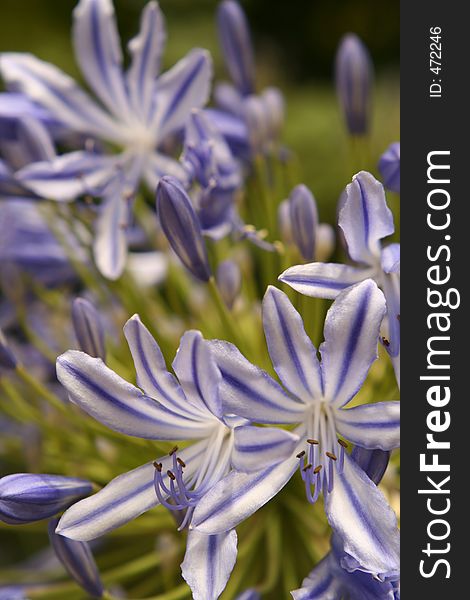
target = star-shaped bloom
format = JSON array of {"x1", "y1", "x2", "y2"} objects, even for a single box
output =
[
  {"x1": 0, "y1": 0, "x2": 212, "y2": 279},
  {"x1": 292, "y1": 447, "x2": 399, "y2": 600},
  {"x1": 55, "y1": 315, "x2": 297, "y2": 600},
  {"x1": 191, "y1": 280, "x2": 400, "y2": 581},
  {"x1": 280, "y1": 171, "x2": 400, "y2": 384}
]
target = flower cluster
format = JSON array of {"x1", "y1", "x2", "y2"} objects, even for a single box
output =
[{"x1": 0, "y1": 1, "x2": 400, "y2": 599}]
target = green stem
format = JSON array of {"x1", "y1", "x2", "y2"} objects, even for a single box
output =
[{"x1": 207, "y1": 277, "x2": 245, "y2": 351}]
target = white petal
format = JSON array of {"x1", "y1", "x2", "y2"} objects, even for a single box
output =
[
  {"x1": 72, "y1": 0, "x2": 131, "y2": 121},
  {"x1": 181, "y1": 529, "x2": 237, "y2": 600},
  {"x1": 334, "y1": 402, "x2": 400, "y2": 450},
  {"x1": 232, "y1": 425, "x2": 299, "y2": 472},
  {"x1": 263, "y1": 286, "x2": 322, "y2": 402},
  {"x1": 320, "y1": 280, "x2": 386, "y2": 407}
]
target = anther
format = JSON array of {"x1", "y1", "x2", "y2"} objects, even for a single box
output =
[
  {"x1": 296, "y1": 451, "x2": 306, "y2": 459},
  {"x1": 153, "y1": 462, "x2": 163, "y2": 472},
  {"x1": 397, "y1": 314, "x2": 400, "y2": 321},
  {"x1": 381, "y1": 337, "x2": 390, "y2": 347},
  {"x1": 326, "y1": 452, "x2": 337, "y2": 461},
  {"x1": 167, "y1": 470, "x2": 176, "y2": 481},
  {"x1": 169, "y1": 446, "x2": 179, "y2": 456},
  {"x1": 307, "y1": 439, "x2": 319, "y2": 445},
  {"x1": 338, "y1": 439, "x2": 348, "y2": 449},
  {"x1": 177, "y1": 458, "x2": 186, "y2": 468},
  {"x1": 302, "y1": 463, "x2": 312, "y2": 472},
  {"x1": 313, "y1": 465, "x2": 323, "y2": 474}
]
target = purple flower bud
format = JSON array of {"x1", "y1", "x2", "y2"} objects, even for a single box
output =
[
  {"x1": 72, "y1": 298, "x2": 106, "y2": 360},
  {"x1": 236, "y1": 590, "x2": 260, "y2": 600},
  {"x1": 0, "y1": 474, "x2": 92, "y2": 525},
  {"x1": 351, "y1": 447, "x2": 390, "y2": 485},
  {"x1": 243, "y1": 95, "x2": 268, "y2": 153},
  {"x1": 48, "y1": 518, "x2": 103, "y2": 598},
  {"x1": 378, "y1": 142, "x2": 400, "y2": 194},
  {"x1": 0, "y1": 586, "x2": 28, "y2": 599},
  {"x1": 277, "y1": 199, "x2": 293, "y2": 244},
  {"x1": 217, "y1": 0, "x2": 256, "y2": 96},
  {"x1": 289, "y1": 184, "x2": 319, "y2": 261},
  {"x1": 335, "y1": 33, "x2": 373, "y2": 136},
  {"x1": 261, "y1": 87, "x2": 284, "y2": 141},
  {"x1": 0, "y1": 328, "x2": 17, "y2": 370},
  {"x1": 216, "y1": 260, "x2": 242, "y2": 309},
  {"x1": 156, "y1": 176, "x2": 211, "y2": 282}
]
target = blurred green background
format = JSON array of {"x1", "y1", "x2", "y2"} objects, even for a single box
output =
[{"x1": 0, "y1": 0, "x2": 399, "y2": 223}]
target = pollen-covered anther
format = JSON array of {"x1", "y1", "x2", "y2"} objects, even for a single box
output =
[
  {"x1": 167, "y1": 470, "x2": 176, "y2": 481},
  {"x1": 302, "y1": 463, "x2": 313, "y2": 472},
  {"x1": 381, "y1": 337, "x2": 390, "y2": 347},
  {"x1": 338, "y1": 439, "x2": 348, "y2": 449},
  {"x1": 326, "y1": 452, "x2": 337, "y2": 461},
  {"x1": 177, "y1": 458, "x2": 186, "y2": 468},
  {"x1": 169, "y1": 446, "x2": 179, "y2": 456},
  {"x1": 313, "y1": 465, "x2": 323, "y2": 474},
  {"x1": 153, "y1": 462, "x2": 163, "y2": 472},
  {"x1": 296, "y1": 450, "x2": 306, "y2": 459},
  {"x1": 307, "y1": 439, "x2": 319, "y2": 445}
]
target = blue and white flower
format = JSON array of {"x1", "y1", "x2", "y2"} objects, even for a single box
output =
[
  {"x1": 55, "y1": 315, "x2": 297, "y2": 599},
  {"x1": 191, "y1": 280, "x2": 400, "y2": 580},
  {"x1": 0, "y1": 0, "x2": 213, "y2": 279},
  {"x1": 292, "y1": 447, "x2": 399, "y2": 599},
  {"x1": 280, "y1": 171, "x2": 400, "y2": 384}
]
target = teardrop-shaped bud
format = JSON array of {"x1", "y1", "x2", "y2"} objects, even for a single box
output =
[
  {"x1": 216, "y1": 260, "x2": 242, "y2": 309},
  {"x1": 72, "y1": 298, "x2": 106, "y2": 360},
  {"x1": 289, "y1": 184, "x2": 319, "y2": 261}
]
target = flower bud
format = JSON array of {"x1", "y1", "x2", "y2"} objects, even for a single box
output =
[
  {"x1": 243, "y1": 95, "x2": 269, "y2": 153},
  {"x1": 49, "y1": 518, "x2": 103, "y2": 598},
  {"x1": 261, "y1": 87, "x2": 284, "y2": 141},
  {"x1": 156, "y1": 176, "x2": 211, "y2": 282},
  {"x1": 72, "y1": 298, "x2": 106, "y2": 360},
  {"x1": 217, "y1": 0, "x2": 256, "y2": 96},
  {"x1": 0, "y1": 473, "x2": 92, "y2": 525},
  {"x1": 378, "y1": 142, "x2": 400, "y2": 193},
  {"x1": 335, "y1": 33, "x2": 373, "y2": 136},
  {"x1": 289, "y1": 184, "x2": 319, "y2": 261},
  {"x1": 0, "y1": 328, "x2": 17, "y2": 371},
  {"x1": 216, "y1": 260, "x2": 242, "y2": 309},
  {"x1": 277, "y1": 199, "x2": 293, "y2": 244},
  {"x1": 351, "y1": 447, "x2": 390, "y2": 486}
]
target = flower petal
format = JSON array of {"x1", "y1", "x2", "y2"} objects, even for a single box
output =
[
  {"x1": 72, "y1": 0, "x2": 131, "y2": 120},
  {"x1": 209, "y1": 340, "x2": 305, "y2": 424},
  {"x1": 324, "y1": 453, "x2": 400, "y2": 580},
  {"x1": 279, "y1": 262, "x2": 371, "y2": 300},
  {"x1": 172, "y1": 331, "x2": 223, "y2": 419},
  {"x1": 339, "y1": 171, "x2": 394, "y2": 265},
  {"x1": 17, "y1": 151, "x2": 118, "y2": 200},
  {"x1": 191, "y1": 456, "x2": 298, "y2": 534},
  {"x1": 291, "y1": 553, "x2": 342, "y2": 600},
  {"x1": 0, "y1": 53, "x2": 122, "y2": 141},
  {"x1": 127, "y1": 1, "x2": 166, "y2": 122},
  {"x1": 150, "y1": 49, "x2": 212, "y2": 140},
  {"x1": 93, "y1": 175, "x2": 129, "y2": 280},
  {"x1": 381, "y1": 244, "x2": 400, "y2": 275},
  {"x1": 123, "y1": 315, "x2": 201, "y2": 419},
  {"x1": 320, "y1": 280, "x2": 386, "y2": 408},
  {"x1": 181, "y1": 529, "x2": 237, "y2": 600},
  {"x1": 232, "y1": 425, "x2": 299, "y2": 472},
  {"x1": 334, "y1": 402, "x2": 400, "y2": 450},
  {"x1": 263, "y1": 286, "x2": 322, "y2": 402},
  {"x1": 143, "y1": 152, "x2": 189, "y2": 192},
  {"x1": 56, "y1": 442, "x2": 206, "y2": 541},
  {"x1": 56, "y1": 350, "x2": 211, "y2": 439}
]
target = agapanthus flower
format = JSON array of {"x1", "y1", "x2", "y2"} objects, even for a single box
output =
[
  {"x1": 379, "y1": 142, "x2": 400, "y2": 194},
  {"x1": 181, "y1": 109, "x2": 242, "y2": 239},
  {"x1": 335, "y1": 33, "x2": 373, "y2": 136},
  {"x1": 278, "y1": 184, "x2": 335, "y2": 262},
  {"x1": 191, "y1": 280, "x2": 400, "y2": 580},
  {"x1": 280, "y1": 171, "x2": 400, "y2": 384},
  {"x1": 55, "y1": 316, "x2": 297, "y2": 599},
  {"x1": 72, "y1": 297, "x2": 106, "y2": 360},
  {"x1": 0, "y1": 0, "x2": 212, "y2": 279},
  {"x1": 214, "y1": 0, "x2": 284, "y2": 156},
  {"x1": 292, "y1": 448, "x2": 399, "y2": 600}
]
